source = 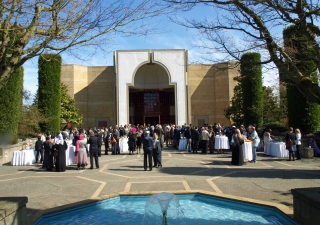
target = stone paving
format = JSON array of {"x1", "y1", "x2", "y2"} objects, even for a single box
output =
[{"x1": 0, "y1": 146, "x2": 319, "y2": 224}]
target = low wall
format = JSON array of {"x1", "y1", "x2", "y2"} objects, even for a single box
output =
[
  {"x1": 0, "y1": 197, "x2": 28, "y2": 225},
  {"x1": 0, "y1": 139, "x2": 36, "y2": 166},
  {"x1": 291, "y1": 187, "x2": 320, "y2": 225},
  {"x1": 0, "y1": 144, "x2": 22, "y2": 166}
]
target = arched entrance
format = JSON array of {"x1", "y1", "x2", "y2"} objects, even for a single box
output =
[{"x1": 129, "y1": 63, "x2": 175, "y2": 126}]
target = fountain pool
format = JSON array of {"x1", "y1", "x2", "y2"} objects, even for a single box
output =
[{"x1": 34, "y1": 193, "x2": 298, "y2": 225}]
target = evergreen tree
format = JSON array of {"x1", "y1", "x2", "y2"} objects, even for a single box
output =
[
  {"x1": 240, "y1": 52, "x2": 263, "y2": 127},
  {"x1": 60, "y1": 83, "x2": 82, "y2": 125},
  {"x1": 283, "y1": 25, "x2": 320, "y2": 134},
  {"x1": 0, "y1": 67, "x2": 23, "y2": 144},
  {"x1": 38, "y1": 54, "x2": 62, "y2": 134},
  {"x1": 224, "y1": 77, "x2": 244, "y2": 126}
]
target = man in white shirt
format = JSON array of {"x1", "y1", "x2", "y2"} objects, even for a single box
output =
[{"x1": 201, "y1": 127, "x2": 211, "y2": 154}]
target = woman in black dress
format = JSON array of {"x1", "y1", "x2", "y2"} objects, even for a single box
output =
[
  {"x1": 231, "y1": 129, "x2": 245, "y2": 166},
  {"x1": 54, "y1": 133, "x2": 67, "y2": 172},
  {"x1": 136, "y1": 127, "x2": 143, "y2": 154},
  {"x1": 42, "y1": 136, "x2": 53, "y2": 171},
  {"x1": 128, "y1": 131, "x2": 137, "y2": 155}
]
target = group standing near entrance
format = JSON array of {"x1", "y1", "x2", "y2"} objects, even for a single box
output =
[{"x1": 34, "y1": 122, "x2": 315, "y2": 172}]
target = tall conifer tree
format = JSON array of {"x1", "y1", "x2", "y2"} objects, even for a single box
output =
[
  {"x1": 240, "y1": 52, "x2": 263, "y2": 127},
  {"x1": 283, "y1": 25, "x2": 320, "y2": 134},
  {"x1": 38, "y1": 54, "x2": 62, "y2": 134}
]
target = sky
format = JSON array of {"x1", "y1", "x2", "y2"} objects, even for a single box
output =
[{"x1": 23, "y1": 2, "x2": 278, "y2": 98}]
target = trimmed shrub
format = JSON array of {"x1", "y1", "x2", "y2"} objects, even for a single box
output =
[
  {"x1": 0, "y1": 67, "x2": 23, "y2": 144},
  {"x1": 38, "y1": 54, "x2": 62, "y2": 134},
  {"x1": 240, "y1": 52, "x2": 263, "y2": 127},
  {"x1": 283, "y1": 25, "x2": 320, "y2": 134}
]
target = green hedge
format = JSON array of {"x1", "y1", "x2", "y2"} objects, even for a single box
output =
[
  {"x1": 240, "y1": 52, "x2": 263, "y2": 127},
  {"x1": 38, "y1": 54, "x2": 62, "y2": 134},
  {"x1": 283, "y1": 25, "x2": 320, "y2": 134},
  {"x1": 0, "y1": 67, "x2": 23, "y2": 144}
]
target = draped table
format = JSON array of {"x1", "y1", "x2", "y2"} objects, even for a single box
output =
[
  {"x1": 242, "y1": 141, "x2": 253, "y2": 161},
  {"x1": 119, "y1": 138, "x2": 129, "y2": 153},
  {"x1": 11, "y1": 149, "x2": 36, "y2": 166},
  {"x1": 269, "y1": 142, "x2": 288, "y2": 158},
  {"x1": 214, "y1": 136, "x2": 230, "y2": 149},
  {"x1": 178, "y1": 138, "x2": 187, "y2": 150}
]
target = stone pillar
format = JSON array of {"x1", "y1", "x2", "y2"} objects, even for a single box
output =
[
  {"x1": 0, "y1": 197, "x2": 28, "y2": 225},
  {"x1": 291, "y1": 188, "x2": 320, "y2": 225}
]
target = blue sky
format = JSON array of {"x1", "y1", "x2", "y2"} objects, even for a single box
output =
[{"x1": 23, "y1": 3, "x2": 277, "y2": 97}]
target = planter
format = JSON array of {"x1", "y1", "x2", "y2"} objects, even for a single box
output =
[{"x1": 300, "y1": 147, "x2": 314, "y2": 159}]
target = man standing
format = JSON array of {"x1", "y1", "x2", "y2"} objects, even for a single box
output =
[
  {"x1": 142, "y1": 130, "x2": 153, "y2": 171},
  {"x1": 104, "y1": 128, "x2": 110, "y2": 155},
  {"x1": 153, "y1": 133, "x2": 164, "y2": 168},
  {"x1": 191, "y1": 127, "x2": 200, "y2": 153},
  {"x1": 201, "y1": 127, "x2": 211, "y2": 154},
  {"x1": 184, "y1": 126, "x2": 192, "y2": 152},
  {"x1": 88, "y1": 131, "x2": 101, "y2": 169}
]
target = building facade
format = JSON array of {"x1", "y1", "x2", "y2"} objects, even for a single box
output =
[{"x1": 61, "y1": 49, "x2": 239, "y2": 128}]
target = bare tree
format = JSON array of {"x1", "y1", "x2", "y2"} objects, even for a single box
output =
[
  {"x1": 164, "y1": 0, "x2": 320, "y2": 103},
  {"x1": 0, "y1": 0, "x2": 168, "y2": 89}
]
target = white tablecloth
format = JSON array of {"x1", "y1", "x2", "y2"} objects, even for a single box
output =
[
  {"x1": 66, "y1": 146, "x2": 75, "y2": 166},
  {"x1": 119, "y1": 138, "x2": 129, "y2": 153},
  {"x1": 178, "y1": 138, "x2": 187, "y2": 150},
  {"x1": 11, "y1": 149, "x2": 36, "y2": 166},
  {"x1": 214, "y1": 136, "x2": 230, "y2": 149},
  {"x1": 269, "y1": 142, "x2": 288, "y2": 158},
  {"x1": 242, "y1": 142, "x2": 253, "y2": 161}
]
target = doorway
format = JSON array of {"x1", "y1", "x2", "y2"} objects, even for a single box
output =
[{"x1": 145, "y1": 116, "x2": 159, "y2": 126}]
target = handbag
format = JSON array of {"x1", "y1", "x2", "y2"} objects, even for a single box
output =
[
  {"x1": 286, "y1": 139, "x2": 293, "y2": 148},
  {"x1": 110, "y1": 137, "x2": 117, "y2": 144}
]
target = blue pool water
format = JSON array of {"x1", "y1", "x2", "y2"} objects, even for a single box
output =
[{"x1": 34, "y1": 194, "x2": 298, "y2": 225}]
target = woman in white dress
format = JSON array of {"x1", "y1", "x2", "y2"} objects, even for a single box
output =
[
  {"x1": 295, "y1": 129, "x2": 302, "y2": 160},
  {"x1": 263, "y1": 129, "x2": 272, "y2": 155}
]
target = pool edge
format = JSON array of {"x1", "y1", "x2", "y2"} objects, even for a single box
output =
[{"x1": 29, "y1": 190, "x2": 294, "y2": 225}]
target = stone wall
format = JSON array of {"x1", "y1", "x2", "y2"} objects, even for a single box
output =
[
  {"x1": 61, "y1": 61, "x2": 239, "y2": 127},
  {"x1": 61, "y1": 65, "x2": 116, "y2": 128},
  {"x1": 188, "y1": 62, "x2": 239, "y2": 126}
]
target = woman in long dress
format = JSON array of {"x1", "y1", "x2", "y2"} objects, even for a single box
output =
[
  {"x1": 54, "y1": 133, "x2": 67, "y2": 172},
  {"x1": 231, "y1": 129, "x2": 245, "y2": 166},
  {"x1": 128, "y1": 131, "x2": 136, "y2": 155},
  {"x1": 42, "y1": 136, "x2": 53, "y2": 171},
  {"x1": 76, "y1": 134, "x2": 88, "y2": 169},
  {"x1": 263, "y1": 129, "x2": 272, "y2": 155}
]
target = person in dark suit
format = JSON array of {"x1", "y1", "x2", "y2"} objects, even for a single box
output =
[
  {"x1": 142, "y1": 130, "x2": 153, "y2": 171},
  {"x1": 104, "y1": 128, "x2": 110, "y2": 155},
  {"x1": 184, "y1": 126, "x2": 192, "y2": 152},
  {"x1": 95, "y1": 129, "x2": 102, "y2": 157},
  {"x1": 35, "y1": 136, "x2": 44, "y2": 163},
  {"x1": 153, "y1": 133, "x2": 164, "y2": 168},
  {"x1": 191, "y1": 127, "x2": 200, "y2": 153},
  {"x1": 88, "y1": 131, "x2": 101, "y2": 169}
]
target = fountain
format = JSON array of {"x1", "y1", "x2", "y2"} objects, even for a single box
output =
[
  {"x1": 142, "y1": 192, "x2": 185, "y2": 225},
  {"x1": 34, "y1": 192, "x2": 299, "y2": 225}
]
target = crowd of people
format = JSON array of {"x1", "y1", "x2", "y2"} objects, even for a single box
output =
[{"x1": 33, "y1": 123, "x2": 320, "y2": 172}]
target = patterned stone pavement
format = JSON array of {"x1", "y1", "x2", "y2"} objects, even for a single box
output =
[{"x1": 0, "y1": 146, "x2": 319, "y2": 224}]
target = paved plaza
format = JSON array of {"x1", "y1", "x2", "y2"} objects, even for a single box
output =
[{"x1": 0, "y1": 146, "x2": 320, "y2": 224}]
